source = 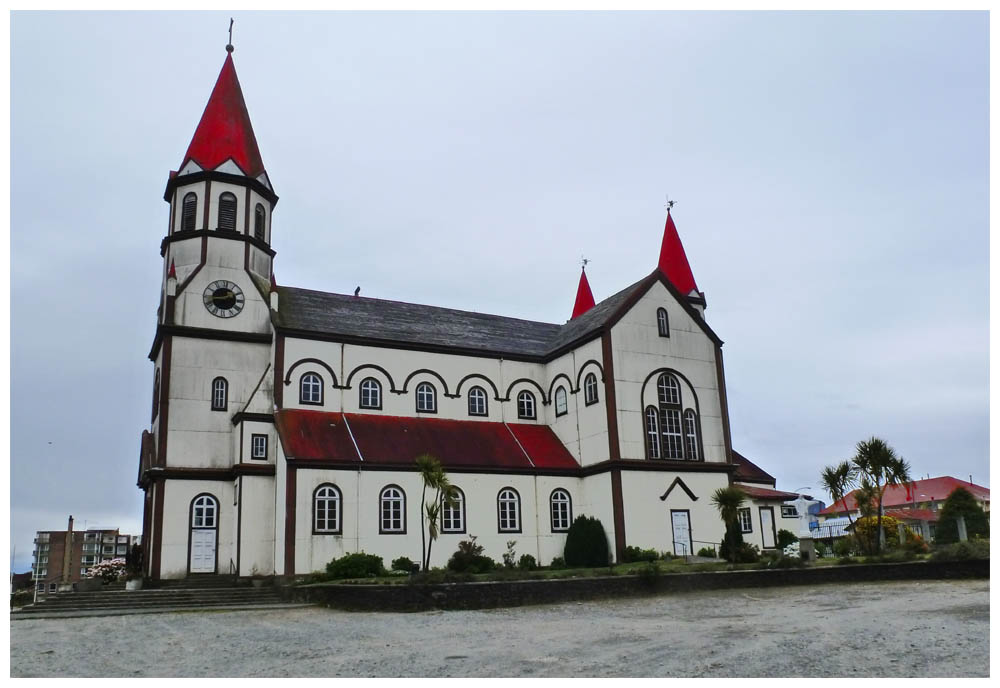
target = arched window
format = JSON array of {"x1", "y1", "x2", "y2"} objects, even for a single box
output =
[
  {"x1": 657, "y1": 373, "x2": 683, "y2": 459},
  {"x1": 218, "y1": 192, "x2": 238, "y2": 232},
  {"x1": 151, "y1": 369, "x2": 160, "y2": 422},
  {"x1": 645, "y1": 406, "x2": 661, "y2": 459},
  {"x1": 313, "y1": 484, "x2": 342, "y2": 534},
  {"x1": 211, "y1": 377, "x2": 228, "y2": 411},
  {"x1": 468, "y1": 386, "x2": 487, "y2": 416},
  {"x1": 191, "y1": 494, "x2": 218, "y2": 528},
  {"x1": 584, "y1": 373, "x2": 599, "y2": 406},
  {"x1": 683, "y1": 409, "x2": 701, "y2": 461},
  {"x1": 416, "y1": 382, "x2": 436, "y2": 413},
  {"x1": 441, "y1": 487, "x2": 465, "y2": 534},
  {"x1": 554, "y1": 386, "x2": 568, "y2": 416},
  {"x1": 254, "y1": 203, "x2": 266, "y2": 241},
  {"x1": 517, "y1": 391, "x2": 536, "y2": 420},
  {"x1": 181, "y1": 192, "x2": 198, "y2": 232},
  {"x1": 380, "y1": 485, "x2": 405, "y2": 533},
  {"x1": 657, "y1": 308, "x2": 670, "y2": 337},
  {"x1": 497, "y1": 488, "x2": 521, "y2": 532},
  {"x1": 359, "y1": 377, "x2": 382, "y2": 409},
  {"x1": 550, "y1": 489, "x2": 572, "y2": 532},
  {"x1": 300, "y1": 372, "x2": 323, "y2": 405}
]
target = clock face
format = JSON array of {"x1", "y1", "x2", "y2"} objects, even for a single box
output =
[{"x1": 203, "y1": 280, "x2": 245, "y2": 318}]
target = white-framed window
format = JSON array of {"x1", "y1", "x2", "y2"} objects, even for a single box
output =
[
  {"x1": 102, "y1": 545, "x2": 114, "y2": 554},
  {"x1": 781, "y1": 505, "x2": 798, "y2": 518},
  {"x1": 657, "y1": 373, "x2": 680, "y2": 406},
  {"x1": 116, "y1": 545, "x2": 127, "y2": 555},
  {"x1": 217, "y1": 192, "x2": 238, "y2": 232},
  {"x1": 441, "y1": 488, "x2": 465, "y2": 533},
  {"x1": 211, "y1": 377, "x2": 228, "y2": 411},
  {"x1": 251, "y1": 434, "x2": 268, "y2": 460},
  {"x1": 82, "y1": 544, "x2": 97, "y2": 554},
  {"x1": 584, "y1": 373, "x2": 599, "y2": 405},
  {"x1": 657, "y1": 307, "x2": 670, "y2": 337},
  {"x1": 738, "y1": 508, "x2": 753, "y2": 533},
  {"x1": 645, "y1": 406, "x2": 661, "y2": 459},
  {"x1": 517, "y1": 391, "x2": 536, "y2": 420},
  {"x1": 117, "y1": 536, "x2": 129, "y2": 543},
  {"x1": 554, "y1": 386, "x2": 568, "y2": 416},
  {"x1": 36, "y1": 582, "x2": 45, "y2": 591},
  {"x1": 380, "y1": 486, "x2": 405, "y2": 533},
  {"x1": 84, "y1": 533, "x2": 97, "y2": 541},
  {"x1": 81, "y1": 555, "x2": 96, "y2": 565},
  {"x1": 550, "y1": 489, "x2": 572, "y2": 532},
  {"x1": 683, "y1": 409, "x2": 700, "y2": 461},
  {"x1": 300, "y1": 373, "x2": 323, "y2": 405},
  {"x1": 181, "y1": 192, "x2": 198, "y2": 232},
  {"x1": 498, "y1": 488, "x2": 521, "y2": 532},
  {"x1": 192, "y1": 494, "x2": 218, "y2": 528},
  {"x1": 37, "y1": 543, "x2": 49, "y2": 552},
  {"x1": 416, "y1": 383, "x2": 436, "y2": 413},
  {"x1": 314, "y1": 484, "x2": 342, "y2": 534},
  {"x1": 468, "y1": 386, "x2": 487, "y2": 416},
  {"x1": 49, "y1": 583, "x2": 57, "y2": 593},
  {"x1": 37, "y1": 555, "x2": 48, "y2": 565},
  {"x1": 657, "y1": 374, "x2": 683, "y2": 459},
  {"x1": 36, "y1": 568, "x2": 47, "y2": 577},
  {"x1": 360, "y1": 377, "x2": 382, "y2": 409}
]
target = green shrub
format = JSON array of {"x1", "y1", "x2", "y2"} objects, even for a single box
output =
[
  {"x1": 548, "y1": 556, "x2": 566, "y2": 569},
  {"x1": 935, "y1": 488, "x2": 990, "y2": 544},
  {"x1": 719, "y1": 521, "x2": 745, "y2": 562},
  {"x1": 776, "y1": 529, "x2": 799, "y2": 549},
  {"x1": 833, "y1": 537, "x2": 856, "y2": 558},
  {"x1": 563, "y1": 516, "x2": 610, "y2": 567},
  {"x1": 622, "y1": 546, "x2": 659, "y2": 563},
  {"x1": 391, "y1": 556, "x2": 419, "y2": 573},
  {"x1": 325, "y1": 552, "x2": 386, "y2": 579},
  {"x1": 407, "y1": 567, "x2": 473, "y2": 585},
  {"x1": 930, "y1": 540, "x2": 990, "y2": 562},
  {"x1": 837, "y1": 556, "x2": 858, "y2": 565},
  {"x1": 637, "y1": 560, "x2": 661, "y2": 584},
  {"x1": 517, "y1": 554, "x2": 537, "y2": 571},
  {"x1": 697, "y1": 546, "x2": 717, "y2": 558},
  {"x1": 447, "y1": 536, "x2": 497, "y2": 574},
  {"x1": 502, "y1": 541, "x2": 518, "y2": 569},
  {"x1": 814, "y1": 541, "x2": 827, "y2": 558},
  {"x1": 726, "y1": 542, "x2": 759, "y2": 563},
  {"x1": 853, "y1": 515, "x2": 913, "y2": 552}
]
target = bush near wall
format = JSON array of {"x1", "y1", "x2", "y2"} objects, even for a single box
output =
[
  {"x1": 622, "y1": 546, "x2": 659, "y2": 563},
  {"x1": 325, "y1": 552, "x2": 386, "y2": 579},
  {"x1": 935, "y1": 488, "x2": 990, "y2": 544},
  {"x1": 564, "y1": 516, "x2": 610, "y2": 567}
]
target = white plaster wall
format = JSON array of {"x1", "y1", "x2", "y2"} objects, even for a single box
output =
[
  {"x1": 169, "y1": 180, "x2": 208, "y2": 234},
  {"x1": 158, "y1": 479, "x2": 235, "y2": 580},
  {"x1": 174, "y1": 244, "x2": 272, "y2": 333},
  {"x1": 238, "y1": 420, "x2": 276, "y2": 464},
  {"x1": 610, "y1": 282, "x2": 726, "y2": 463},
  {"x1": 579, "y1": 472, "x2": 616, "y2": 561},
  {"x1": 239, "y1": 475, "x2": 276, "y2": 576},
  {"x1": 620, "y1": 470, "x2": 728, "y2": 556},
  {"x1": 273, "y1": 450, "x2": 287, "y2": 575}
]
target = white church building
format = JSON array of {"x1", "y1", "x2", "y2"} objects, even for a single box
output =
[{"x1": 138, "y1": 45, "x2": 757, "y2": 580}]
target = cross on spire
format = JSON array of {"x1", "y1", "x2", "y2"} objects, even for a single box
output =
[{"x1": 226, "y1": 18, "x2": 234, "y2": 53}]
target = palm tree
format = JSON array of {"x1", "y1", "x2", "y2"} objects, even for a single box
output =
[
  {"x1": 711, "y1": 485, "x2": 747, "y2": 563},
  {"x1": 851, "y1": 437, "x2": 912, "y2": 553},
  {"x1": 416, "y1": 453, "x2": 454, "y2": 571},
  {"x1": 820, "y1": 460, "x2": 858, "y2": 536}
]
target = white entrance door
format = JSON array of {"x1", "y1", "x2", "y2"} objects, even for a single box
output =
[
  {"x1": 759, "y1": 507, "x2": 776, "y2": 549},
  {"x1": 671, "y1": 510, "x2": 692, "y2": 556},
  {"x1": 190, "y1": 529, "x2": 216, "y2": 573}
]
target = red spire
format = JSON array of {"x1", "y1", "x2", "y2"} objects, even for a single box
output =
[
  {"x1": 270, "y1": 272, "x2": 278, "y2": 290},
  {"x1": 167, "y1": 259, "x2": 176, "y2": 279},
  {"x1": 571, "y1": 267, "x2": 596, "y2": 319},
  {"x1": 657, "y1": 211, "x2": 699, "y2": 296},
  {"x1": 180, "y1": 51, "x2": 266, "y2": 178}
]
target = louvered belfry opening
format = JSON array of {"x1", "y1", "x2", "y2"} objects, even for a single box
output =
[
  {"x1": 181, "y1": 193, "x2": 198, "y2": 232},
  {"x1": 254, "y1": 203, "x2": 265, "y2": 241},
  {"x1": 218, "y1": 192, "x2": 238, "y2": 232}
]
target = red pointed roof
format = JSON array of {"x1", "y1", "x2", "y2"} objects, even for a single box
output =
[
  {"x1": 571, "y1": 268, "x2": 596, "y2": 319},
  {"x1": 180, "y1": 51, "x2": 265, "y2": 178},
  {"x1": 167, "y1": 259, "x2": 176, "y2": 279},
  {"x1": 657, "y1": 212, "x2": 699, "y2": 296}
]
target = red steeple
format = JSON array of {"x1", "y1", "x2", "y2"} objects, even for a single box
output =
[
  {"x1": 657, "y1": 211, "x2": 699, "y2": 296},
  {"x1": 180, "y1": 49, "x2": 266, "y2": 178},
  {"x1": 571, "y1": 267, "x2": 596, "y2": 319}
]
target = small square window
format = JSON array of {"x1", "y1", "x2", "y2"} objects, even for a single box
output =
[
  {"x1": 251, "y1": 434, "x2": 268, "y2": 460},
  {"x1": 781, "y1": 505, "x2": 798, "y2": 518}
]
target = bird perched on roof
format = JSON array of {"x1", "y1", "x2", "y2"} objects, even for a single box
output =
[{"x1": 354, "y1": 286, "x2": 361, "y2": 297}]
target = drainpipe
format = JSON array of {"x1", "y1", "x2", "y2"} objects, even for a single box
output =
[{"x1": 62, "y1": 515, "x2": 74, "y2": 587}]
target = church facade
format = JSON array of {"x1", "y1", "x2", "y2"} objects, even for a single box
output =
[{"x1": 138, "y1": 47, "x2": 742, "y2": 580}]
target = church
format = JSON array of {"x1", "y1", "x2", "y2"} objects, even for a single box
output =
[{"x1": 137, "y1": 44, "x2": 764, "y2": 581}]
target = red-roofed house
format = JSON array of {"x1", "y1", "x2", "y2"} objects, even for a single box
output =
[{"x1": 732, "y1": 451, "x2": 821, "y2": 551}]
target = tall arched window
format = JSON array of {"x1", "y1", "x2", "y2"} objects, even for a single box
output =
[
  {"x1": 380, "y1": 485, "x2": 405, "y2": 533},
  {"x1": 517, "y1": 391, "x2": 536, "y2": 420},
  {"x1": 218, "y1": 192, "x2": 238, "y2": 232},
  {"x1": 554, "y1": 386, "x2": 568, "y2": 416},
  {"x1": 657, "y1": 373, "x2": 683, "y2": 459},
  {"x1": 468, "y1": 386, "x2": 487, "y2": 416},
  {"x1": 441, "y1": 487, "x2": 465, "y2": 534},
  {"x1": 211, "y1": 377, "x2": 228, "y2": 411},
  {"x1": 498, "y1": 488, "x2": 521, "y2": 532},
  {"x1": 254, "y1": 203, "x2": 266, "y2": 241},
  {"x1": 683, "y1": 409, "x2": 701, "y2": 461},
  {"x1": 657, "y1": 308, "x2": 670, "y2": 337},
  {"x1": 300, "y1": 372, "x2": 323, "y2": 405},
  {"x1": 416, "y1": 382, "x2": 436, "y2": 413},
  {"x1": 645, "y1": 406, "x2": 661, "y2": 459},
  {"x1": 313, "y1": 484, "x2": 342, "y2": 534},
  {"x1": 359, "y1": 377, "x2": 382, "y2": 409},
  {"x1": 181, "y1": 192, "x2": 198, "y2": 232},
  {"x1": 550, "y1": 489, "x2": 572, "y2": 532},
  {"x1": 191, "y1": 494, "x2": 218, "y2": 528},
  {"x1": 584, "y1": 373, "x2": 599, "y2": 405}
]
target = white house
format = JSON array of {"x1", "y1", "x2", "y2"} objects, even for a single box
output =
[{"x1": 137, "y1": 44, "x2": 763, "y2": 580}]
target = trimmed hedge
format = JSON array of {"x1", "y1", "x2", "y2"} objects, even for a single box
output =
[{"x1": 564, "y1": 516, "x2": 610, "y2": 567}]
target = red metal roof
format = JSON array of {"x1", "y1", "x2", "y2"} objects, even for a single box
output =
[
  {"x1": 732, "y1": 450, "x2": 776, "y2": 486},
  {"x1": 274, "y1": 410, "x2": 579, "y2": 471},
  {"x1": 739, "y1": 484, "x2": 800, "y2": 501},
  {"x1": 883, "y1": 509, "x2": 939, "y2": 523},
  {"x1": 657, "y1": 212, "x2": 699, "y2": 296},
  {"x1": 818, "y1": 476, "x2": 990, "y2": 515},
  {"x1": 571, "y1": 268, "x2": 596, "y2": 319},
  {"x1": 180, "y1": 52, "x2": 265, "y2": 178}
]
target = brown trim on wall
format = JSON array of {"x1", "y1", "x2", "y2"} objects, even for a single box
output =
[
  {"x1": 610, "y1": 469, "x2": 626, "y2": 562},
  {"x1": 284, "y1": 465, "x2": 297, "y2": 575},
  {"x1": 231, "y1": 412, "x2": 275, "y2": 426},
  {"x1": 150, "y1": 480, "x2": 165, "y2": 580},
  {"x1": 274, "y1": 334, "x2": 285, "y2": 409},
  {"x1": 714, "y1": 345, "x2": 734, "y2": 465},
  {"x1": 236, "y1": 476, "x2": 243, "y2": 575},
  {"x1": 141, "y1": 488, "x2": 152, "y2": 577},
  {"x1": 160, "y1": 229, "x2": 277, "y2": 259},
  {"x1": 148, "y1": 325, "x2": 272, "y2": 360},
  {"x1": 163, "y1": 169, "x2": 279, "y2": 205},
  {"x1": 600, "y1": 331, "x2": 620, "y2": 461},
  {"x1": 156, "y1": 336, "x2": 172, "y2": 467},
  {"x1": 281, "y1": 458, "x2": 735, "y2": 478},
  {"x1": 139, "y1": 465, "x2": 275, "y2": 484}
]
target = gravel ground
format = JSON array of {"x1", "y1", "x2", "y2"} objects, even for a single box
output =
[{"x1": 10, "y1": 579, "x2": 989, "y2": 677}]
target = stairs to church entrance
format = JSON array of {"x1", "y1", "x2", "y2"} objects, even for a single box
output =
[{"x1": 12, "y1": 577, "x2": 308, "y2": 619}]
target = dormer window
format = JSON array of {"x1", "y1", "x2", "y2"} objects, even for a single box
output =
[
  {"x1": 254, "y1": 204, "x2": 266, "y2": 241},
  {"x1": 181, "y1": 193, "x2": 197, "y2": 232},
  {"x1": 657, "y1": 308, "x2": 670, "y2": 337},
  {"x1": 218, "y1": 192, "x2": 237, "y2": 232}
]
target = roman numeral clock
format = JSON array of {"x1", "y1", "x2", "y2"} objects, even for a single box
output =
[{"x1": 202, "y1": 280, "x2": 245, "y2": 318}]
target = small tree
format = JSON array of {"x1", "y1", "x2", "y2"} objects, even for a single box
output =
[
  {"x1": 820, "y1": 460, "x2": 859, "y2": 534},
  {"x1": 416, "y1": 453, "x2": 456, "y2": 571},
  {"x1": 563, "y1": 516, "x2": 610, "y2": 567},
  {"x1": 935, "y1": 487, "x2": 989, "y2": 544},
  {"x1": 711, "y1": 486, "x2": 747, "y2": 564},
  {"x1": 851, "y1": 437, "x2": 912, "y2": 554}
]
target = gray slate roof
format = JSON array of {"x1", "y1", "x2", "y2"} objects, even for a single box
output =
[{"x1": 273, "y1": 276, "x2": 650, "y2": 359}]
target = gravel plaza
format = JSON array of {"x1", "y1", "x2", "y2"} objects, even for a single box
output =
[{"x1": 10, "y1": 579, "x2": 989, "y2": 678}]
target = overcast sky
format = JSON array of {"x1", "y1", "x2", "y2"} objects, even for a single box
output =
[{"x1": 9, "y1": 11, "x2": 988, "y2": 571}]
